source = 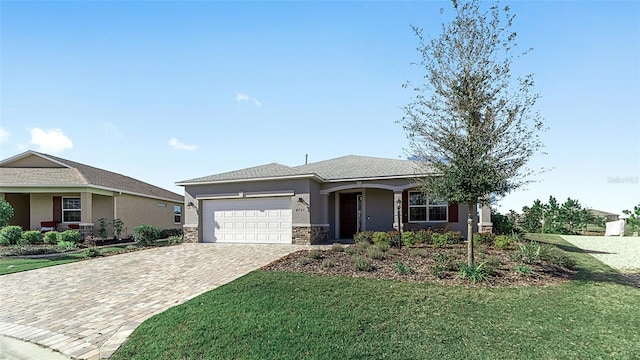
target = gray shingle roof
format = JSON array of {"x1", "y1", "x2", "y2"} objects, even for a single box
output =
[
  {"x1": 0, "y1": 151, "x2": 183, "y2": 202},
  {"x1": 177, "y1": 155, "x2": 431, "y2": 184}
]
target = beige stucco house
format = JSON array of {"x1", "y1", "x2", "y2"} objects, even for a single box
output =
[
  {"x1": 177, "y1": 155, "x2": 491, "y2": 245},
  {"x1": 0, "y1": 150, "x2": 184, "y2": 238}
]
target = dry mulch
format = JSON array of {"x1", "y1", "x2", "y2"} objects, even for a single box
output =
[{"x1": 262, "y1": 243, "x2": 576, "y2": 287}]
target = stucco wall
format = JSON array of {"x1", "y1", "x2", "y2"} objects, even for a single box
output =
[
  {"x1": 92, "y1": 194, "x2": 113, "y2": 236},
  {"x1": 115, "y1": 194, "x2": 182, "y2": 238},
  {"x1": 29, "y1": 193, "x2": 55, "y2": 230},
  {"x1": 3, "y1": 155, "x2": 63, "y2": 168},
  {"x1": 364, "y1": 188, "x2": 394, "y2": 232}
]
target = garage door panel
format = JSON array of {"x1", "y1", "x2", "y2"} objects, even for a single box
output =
[{"x1": 202, "y1": 197, "x2": 292, "y2": 244}]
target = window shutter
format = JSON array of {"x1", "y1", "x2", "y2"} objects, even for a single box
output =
[
  {"x1": 448, "y1": 203, "x2": 459, "y2": 222},
  {"x1": 53, "y1": 196, "x2": 62, "y2": 223},
  {"x1": 402, "y1": 190, "x2": 408, "y2": 222}
]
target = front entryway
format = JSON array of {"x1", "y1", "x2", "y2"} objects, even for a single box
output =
[{"x1": 339, "y1": 193, "x2": 361, "y2": 239}]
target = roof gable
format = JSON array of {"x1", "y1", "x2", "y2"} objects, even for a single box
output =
[{"x1": 0, "y1": 151, "x2": 183, "y2": 202}]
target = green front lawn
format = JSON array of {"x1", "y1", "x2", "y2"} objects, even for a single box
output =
[{"x1": 113, "y1": 234, "x2": 640, "y2": 360}]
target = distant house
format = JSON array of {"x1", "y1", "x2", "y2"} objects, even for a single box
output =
[
  {"x1": 0, "y1": 150, "x2": 184, "y2": 238},
  {"x1": 176, "y1": 155, "x2": 492, "y2": 245},
  {"x1": 589, "y1": 209, "x2": 620, "y2": 222}
]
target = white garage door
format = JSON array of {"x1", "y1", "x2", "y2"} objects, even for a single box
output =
[{"x1": 202, "y1": 197, "x2": 292, "y2": 244}]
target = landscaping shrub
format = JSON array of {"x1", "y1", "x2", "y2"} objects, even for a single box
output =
[
  {"x1": 19, "y1": 230, "x2": 42, "y2": 245},
  {"x1": 352, "y1": 256, "x2": 372, "y2": 272},
  {"x1": 395, "y1": 261, "x2": 412, "y2": 275},
  {"x1": 429, "y1": 264, "x2": 447, "y2": 278},
  {"x1": 473, "y1": 233, "x2": 495, "y2": 246},
  {"x1": 58, "y1": 230, "x2": 80, "y2": 244},
  {"x1": 411, "y1": 248, "x2": 428, "y2": 258},
  {"x1": 512, "y1": 241, "x2": 548, "y2": 264},
  {"x1": 0, "y1": 200, "x2": 14, "y2": 227},
  {"x1": 434, "y1": 252, "x2": 459, "y2": 271},
  {"x1": 432, "y1": 233, "x2": 448, "y2": 248},
  {"x1": 387, "y1": 230, "x2": 400, "y2": 247},
  {"x1": 57, "y1": 240, "x2": 77, "y2": 250},
  {"x1": 366, "y1": 246, "x2": 385, "y2": 260},
  {"x1": 97, "y1": 218, "x2": 108, "y2": 238},
  {"x1": 376, "y1": 243, "x2": 390, "y2": 252},
  {"x1": 160, "y1": 228, "x2": 183, "y2": 239},
  {"x1": 372, "y1": 232, "x2": 391, "y2": 247},
  {"x1": 331, "y1": 243, "x2": 345, "y2": 252},
  {"x1": 134, "y1": 224, "x2": 161, "y2": 246},
  {"x1": 85, "y1": 247, "x2": 102, "y2": 258},
  {"x1": 479, "y1": 255, "x2": 501, "y2": 274},
  {"x1": 44, "y1": 231, "x2": 59, "y2": 244},
  {"x1": 402, "y1": 231, "x2": 417, "y2": 247},
  {"x1": 493, "y1": 235, "x2": 514, "y2": 249},
  {"x1": 416, "y1": 229, "x2": 434, "y2": 245},
  {"x1": 168, "y1": 235, "x2": 184, "y2": 245},
  {"x1": 298, "y1": 257, "x2": 310, "y2": 266},
  {"x1": 309, "y1": 249, "x2": 323, "y2": 259},
  {"x1": 322, "y1": 259, "x2": 335, "y2": 268},
  {"x1": 458, "y1": 262, "x2": 490, "y2": 283},
  {"x1": 444, "y1": 231, "x2": 462, "y2": 244},
  {"x1": 353, "y1": 231, "x2": 374, "y2": 245},
  {"x1": 0, "y1": 225, "x2": 23, "y2": 245},
  {"x1": 514, "y1": 264, "x2": 532, "y2": 275},
  {"x1": 345, "y1": 247, "x2": 358, "y2": 256}
]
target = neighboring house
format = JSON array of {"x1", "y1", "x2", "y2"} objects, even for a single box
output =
[
  {"x1": 589, "y1": 209, "x2": 619, "y2": 222},
  {"x1": 0, "y1": 150, "x2": 184, "y2": 238},
  {"x1": 177, "y1": 155, "x2": 492, "y2": 245}
]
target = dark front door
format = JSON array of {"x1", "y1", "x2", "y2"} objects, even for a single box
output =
[{"x1": 339, "y1": 193, "x2": 359, "y2": 239}]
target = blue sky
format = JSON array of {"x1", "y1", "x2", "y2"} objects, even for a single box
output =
[{"x1": 1, "y1": 1, "x2": 638, "y2": 214}]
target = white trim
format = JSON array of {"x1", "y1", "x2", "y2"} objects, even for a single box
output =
[
  {"x1": 196, "y1": 193, "x2": 242, "y2": 200},
  {"x1": 245, "y1": 190, "x2": 294, "y2": 198},
  {"x1": 325, "y1": 174, "x2": 428, "y2": 182},
  {"x1": 292, "y1": 223, "x2": 330, "y2": 227},
  {"x1": 320, "y1": 181, "x2": 420, "y2": 195},
  {"x1": 408, "y1": 191, "x2": 448, "y2": 222},
  {"x1": 183, "y1": 224, "x2": 198, "y2": 228},
  {"x1": 62, "y1": 196, "x2": 81, "y2": 223},
  {"x1": 0, "y1": 183, "x2": 183, "y2": 203}
]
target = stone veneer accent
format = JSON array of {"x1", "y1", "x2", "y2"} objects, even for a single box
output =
[
  {"x1": 183, "y1": 226, "x2": 199, "y2": 243},
  {"x1": 292, "y1": 225, "x2": 330, "y2": 245}
]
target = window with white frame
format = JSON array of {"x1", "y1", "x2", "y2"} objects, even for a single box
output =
[
  {"x1": 408, "y1": 191, "x2": 447, "y2": 222},
  {"x1": 174, "y1": 205, "x2": 182, "y2": 223},
  {"x1": 62, "y1": 197, "x2": 81, "y2": 222}
]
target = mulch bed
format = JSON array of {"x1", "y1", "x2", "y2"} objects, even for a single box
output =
[{"x1": 262, "y1": 244, "x2": 576, "y2": 287}]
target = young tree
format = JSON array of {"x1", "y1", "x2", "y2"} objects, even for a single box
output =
[
  {"x1": 400, "y1": 0, "x2": 545, "y2": 265},
  {"x1": 622, "y1": 203, "x2": 640, "y2": 234},
  {"x1": 0, "y1": 199, "x2": 14, "y2": 228}
]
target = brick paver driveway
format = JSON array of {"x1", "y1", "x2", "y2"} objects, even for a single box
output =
[{"x1": 0, "y1": 243, "x2": 304, "y2": 359}]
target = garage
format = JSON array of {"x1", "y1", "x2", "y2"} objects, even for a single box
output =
[{"x1": 201, "y1": 197, "x2": 292, "y2": 244}]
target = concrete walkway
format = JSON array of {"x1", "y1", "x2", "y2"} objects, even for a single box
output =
[{"x1": 0, "y1": 243, "x2": 306, "y2": 359}]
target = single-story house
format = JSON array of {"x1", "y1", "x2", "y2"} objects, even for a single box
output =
[
  {"x1": 176, "y1": 155, "x2": 492, "y2": 245},
  {"x1": 589, "y1": 209, "x2": 619, "y2": 222},
  {"x1": 0, "y1": 150, "x2": 184, "y2": 238}
]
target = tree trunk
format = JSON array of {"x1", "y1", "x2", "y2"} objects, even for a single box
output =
[{"x1": 467, "y1": 202, "x2": 476, "y2": 266}]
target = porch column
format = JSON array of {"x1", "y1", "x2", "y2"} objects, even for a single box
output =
[
  {"x1": 478, "y1": 204, "x2": 493, "y2": 233},
  {"x1": 80, "y1": 192, "x2": 93, "y2": 223},
  {"x1": 393, "y1": 191, "x2": 403, "y2": 230}
]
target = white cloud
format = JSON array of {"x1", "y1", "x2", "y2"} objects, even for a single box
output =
[
  {"x1": 235, "y1": 92, "x2": 262, "y2": 107},
  {"x1": 0, "y1": 127, "x2": 9, "y2": 143},
  {"x1": 168, "y1": 138, "x2": 197, "y2": 151},
  {"x1": 29, "y1": 128, "x2": 73, "y2": 153}
]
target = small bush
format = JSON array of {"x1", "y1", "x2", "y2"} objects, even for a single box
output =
[
  {"x1": 20, "y1": 230, "x2": 42, "y2": 245},
  {"x1": 434, "y1": 252, "x2": 460, "y2": 271},
  {"x1": 444, "y1": 231, "x2": 462, "y2": 244},
  {"x1": 0, "y1": 200, "x2": 15, "y2": 227},
  {"x1": 473, "y1": 233, "x2": 495, "y2": 246},
  {"x1": 44, "y1": 231, "x2": 59, "y2": 244},
  {"x1": 126, "y1": 245, "x2": 138, "y2": 251},
  {"x1": 85, "y1": 247, "x2": 102, "y2": 258},
  {"x1": 387, "y1": 230, "x2": 401, "y2": 247},
  {"x1": 0, "y1": 226, "x2": 23, "y2": 245},
  {"x1": 402, "y1": 231, "x2": 417, "y2": 247},
  {"x1": 134, "y1": 224, "x2": 161, "y2": 246},
  {"x1": 168, "y1": 235, "x2": 184, "y2": 245},
  {"x1": 395, "y1": 261, "x2": 412, "y2": 275},
  {"x1": 494, "y1": 235, "x2": 514, "y2": 249},
  {"x1": 366, "y1": 246, "x2": 385, "y2": 260},
  {"x1": 432, "y1": 233, "x2": 449, "y2": 248},
  {"x1": 345, "y1": 247, "x2": 358, "y2": 256},
  {"x1": 58, "y1": 230, "x2": 80, "y2": 244},
  {"x1": 353, "y1": 231, "x2": 374, "y2": 245},
  {"x1": 480, "y1": 255, "x2": 501, "y2": 274},
  {"x1": 372, "y1": 232, "x2": 391, "y2": 247},
  {"x1": 541, "y1": 248, "x2": 576, "y2": 269},
  {"x1": 458, "y1": 262, "x2": 490, "y2": 283},
  {"x1": 352, "y1": 256, "x2": 372, "y2": 272},
  {"x1": 331, "y1": 243, "x2": 345, "y2": 252},
  {"x1": 429, "y1": 264, "x2": 447, "y2": 278},
  {"x1": 514, "y1": 264, "x2": 532, "y2": 275},
  {"x1": 57, "y1": 240, "x2": 77, "y2": 250},
  {"x1": 513, "y1": 241, "x2": 548, "y2": 264},
  {"x1": 160, "y1": 228, "x2": 183, "y2": 239},
  {"x1": 309, "y1": 249, "x2": 323, "y2": 259},
  {"x1": 298, "y1": 257, "x2": 310, "y2": 266},
  {"x1": 322, "y1": 259, "x2": 335, "y2": 268},
  {"x1": 377, "y1": 243, "x2": 390, "y2": 252},
  {"x1": 416, "y1": 229, "x2": 434, "y2": 245},
  {"x1": 386, "y1": 248, "x2": 399, "y2": 257}
]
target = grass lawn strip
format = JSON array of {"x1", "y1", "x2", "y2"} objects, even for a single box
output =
[{"x1": 113, "y1": 234, "x2": 640, "y2": 360}]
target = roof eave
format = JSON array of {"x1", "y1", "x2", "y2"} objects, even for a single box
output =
[
  {"x1": 176, "y1": 173, "x2": 325, "y2": 186},
  {"x1": 325, "y1": 174, "x2": 432, "y2": 182},
  {"x1": 0, "y1": 184, "x2": 183, "y2": 203}
]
